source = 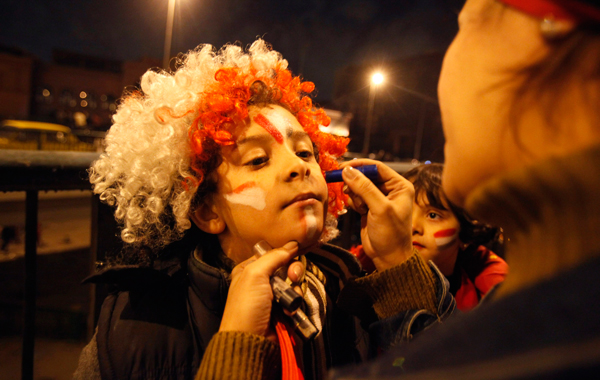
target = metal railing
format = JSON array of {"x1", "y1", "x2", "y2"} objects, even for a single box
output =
[{"x1": 0, "y1": 149, "x2": 101, "y2": 380}]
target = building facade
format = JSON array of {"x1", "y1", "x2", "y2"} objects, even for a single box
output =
[{"x1": 0, "y1": 46, "x2": 160, "y2": 131}]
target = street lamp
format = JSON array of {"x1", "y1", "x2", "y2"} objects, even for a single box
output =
[
  {"x1": 362, "y1": 71, "x2": 385, "y2": 155},
  {"x1": 163, "y1": 0, "x2": 177, "y2": 70}
]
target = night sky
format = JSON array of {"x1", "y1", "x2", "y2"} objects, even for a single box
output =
[{"x1": 1, "y1": 0, "x2": 464, "y2": 102}]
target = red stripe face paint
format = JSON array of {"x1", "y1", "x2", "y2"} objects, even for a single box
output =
[
  {"x1": 224, "y1": 181, "x2": 266, "y2": 210},
  {"x1": 433, "y1": 228, "x2": 458, "y2": 250},
  {"x1": 254, "y1": 114, "x2": 284, "y2": 144},
  {"x1": 230, "y1": 181, "x2": 257, "y2": 194},
  {"x1": 433, "y1": 228, "x2": 457, "y2": 238}
]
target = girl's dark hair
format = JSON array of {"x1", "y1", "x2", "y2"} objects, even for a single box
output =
[{"x1": 403, "y1": 163, "x2": 500, "y2": 247}]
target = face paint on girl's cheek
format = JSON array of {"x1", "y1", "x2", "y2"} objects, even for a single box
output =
[
  {"x1": 254, "y1": 114, "x2": 284, "y2": 144},
  {"x1": 303, "y1": 205, "x2": 317, "y2": 240},
  {"x1": 433, "y1": 228, "x2": 458, "y2": 250},
  {"x1": 224, "y1": 181, "x2": 266, "y2": 210}
]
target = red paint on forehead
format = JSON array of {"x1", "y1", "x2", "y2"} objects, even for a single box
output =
[
  {"x1": 230, "y1": 181, "x2": 257, "y2": 194},
  {"x1": 433, "y1": 228, "x2": 457, "y2": 238},
  {"x1": 254, "y1": 114, "x2": 284, "y2": 144}
]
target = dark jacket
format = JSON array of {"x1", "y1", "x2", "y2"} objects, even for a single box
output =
[
  {"x1": 332, "y1": 255, "x2": 600, "y2": 379},
  {"x1": 77, "y1": 242, "x2": 370, "y2": 380}
]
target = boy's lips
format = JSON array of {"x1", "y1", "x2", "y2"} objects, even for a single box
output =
[
  {"x1": 412, "y1": 241, "x2": 425, "y2": 249},
  {"x1": 284, "y1": 192, "x2": 322, "y2": 208}
]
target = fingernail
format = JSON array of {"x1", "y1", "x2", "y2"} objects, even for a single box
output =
[
  {"x1": 252, "y1": 240, "x2": 272, "y2": 257},
  {"x1": 343, "y1": 185, "x2": 350, "y2": 194},
  {"x1": 292, "y1": 265, "x2": 302, "y2": 279},
  {"x1": 343, "y1": 166, "x2": 357, "y2": 180},
  {"x1": 284, "y1": 241, "x2": 299, "y2": 251},
  {"x1": 354, "y1": 197, "x2": 364, "y2": 209}
]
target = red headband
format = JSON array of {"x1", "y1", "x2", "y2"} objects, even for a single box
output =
[{"x1": 499, "y1": 0, "x2": 600, "y2": 22}]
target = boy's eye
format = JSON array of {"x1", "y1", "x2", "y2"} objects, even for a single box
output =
[
  {"x1": 246, "y1": 156, "x2": 269, "y2": 167},
  {"x1": 296, "y1": 150, "x2": 313, "y2": 160}
]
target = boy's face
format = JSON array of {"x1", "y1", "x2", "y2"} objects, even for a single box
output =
[
  {"x1": 411, "y1": 193, "x2": 461, "y2": 275},
  {"x1": 208, "y1": 104, "x2": 328, "y2": 263}
]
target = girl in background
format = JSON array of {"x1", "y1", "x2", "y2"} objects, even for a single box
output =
[{"x1": 404, "y1": 163, "x2": 507, "y2": 311}]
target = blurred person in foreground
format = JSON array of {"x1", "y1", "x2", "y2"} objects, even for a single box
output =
[{"x1": 332, "y1": 0, "x2": 600, "y2": 377}]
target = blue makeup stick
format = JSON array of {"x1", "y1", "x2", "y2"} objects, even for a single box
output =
[{"x1": 325, "y1": 165, "x2": 378, "y2": 183}]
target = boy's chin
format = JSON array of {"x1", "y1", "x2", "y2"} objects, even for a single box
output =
[
  {"x1": 297, "y1": 237, "x2": 321, "y2": 251},
  {"x1": 267, "y1": 228, "x2": 323, "y2": 251},
  {"x1": 298, "y1": 227, "x2": 326, "y2": 250}
]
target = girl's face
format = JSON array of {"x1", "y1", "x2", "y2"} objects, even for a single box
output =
[
  {"x1": 411, "y1": 193, "x2": 461, "y2": 275},
  {"x1": 438, "y1": 0, "x2": 549, "y2": 206},
  {"x1": 205, "y1": 104, "x2": 328, "y2": 263}
]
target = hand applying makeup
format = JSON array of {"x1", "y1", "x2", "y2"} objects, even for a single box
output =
[{"x1": 340, "y1": 159, "x2": 415, "y2": 271}]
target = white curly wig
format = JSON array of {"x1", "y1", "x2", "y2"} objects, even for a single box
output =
[{"x1": 89, "y1": 39, "x2": 349, "y2": 251}]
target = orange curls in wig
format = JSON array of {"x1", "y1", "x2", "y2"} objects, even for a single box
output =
[{"x1": 187, "y1": 59, "x2": 349, "y2": 216}]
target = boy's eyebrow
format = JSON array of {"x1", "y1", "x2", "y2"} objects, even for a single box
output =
[
  {"x1": 236, "y1": 134, "x2": 274, "y2": 147},
  {"x1": 287, "y1": 130, "x2": 310, "y2": 141},
  {"x1": 236, "y1": 130, "x2": 310, "y2": 146}
]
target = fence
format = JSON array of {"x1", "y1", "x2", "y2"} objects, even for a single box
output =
[{"x1": 0, "y1": 149, "x2": 117, "y2": 380}]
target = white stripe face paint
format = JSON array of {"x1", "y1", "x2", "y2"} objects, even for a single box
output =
[
  {"x1": 264, "y1": 110, "x2": 292, "y2": 140},
  {"x1": 224, "y1": 182, "x2": 266, "y2": 211},
  {"x1": 304, "y1": 205, "x2": 317, "y2": 240}
]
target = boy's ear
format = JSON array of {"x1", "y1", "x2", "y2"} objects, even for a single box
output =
[{"x1": 190, "y1": 202, "x2": 226, "y2": 235}]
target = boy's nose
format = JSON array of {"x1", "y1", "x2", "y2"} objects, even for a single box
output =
[{"x1": 286, "y1": 156, "x2": 311, "y2": 182}]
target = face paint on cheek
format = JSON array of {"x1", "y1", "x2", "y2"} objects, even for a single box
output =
[
  {"x1": 254, "y1": 114, "x2": 284, "y2": 144},
  {"x1": 433, "y1": 228, "x2": 458, "y2": 250},
  {"x1": 223, "y1": 182, "x2": 266, "y2": 210},
  {"x1": 303, "y1": 205, "x2": 317, "y2": 240}
]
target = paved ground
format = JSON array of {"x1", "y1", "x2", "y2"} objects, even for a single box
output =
[
  {"x1": 1, "y1": 191, "x2": 93, "y2": 380},
  {"x1": 0, "y1": 337, "x2": 86, "y2": 380}
]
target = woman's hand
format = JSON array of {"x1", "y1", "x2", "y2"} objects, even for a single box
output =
[
  {"x1": 341, "y1": 159, "x2": 414, "y2": 271},
  {"x1": 219, "y1": 241, "x2": 304, "y2": 340}
]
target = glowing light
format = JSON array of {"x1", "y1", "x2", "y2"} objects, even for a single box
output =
[
  {"x1": 42, "y1": 89, "x2": 50, "y2": 97},
  {"x1": 371, "y1": 72, "x2": 384, "y2": 86},
  {"x1": 80, "y1": 91, "x2": 87, "y2": 99},
  {"x1": 81, "y1": 100, "x2": 88, "y2": 107}
]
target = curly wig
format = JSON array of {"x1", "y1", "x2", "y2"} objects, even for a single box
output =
[{"x1": 89, "y1": 39, "x2": 349, "y2": 250}]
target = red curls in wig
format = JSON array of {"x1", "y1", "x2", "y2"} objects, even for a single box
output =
[{"x1": 187, "y1": 63, "x2": 350, "y2": 216}]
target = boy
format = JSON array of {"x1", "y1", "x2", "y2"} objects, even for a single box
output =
[{"x1": 75, "y1": 40, "x2": 432, "y2": 380}]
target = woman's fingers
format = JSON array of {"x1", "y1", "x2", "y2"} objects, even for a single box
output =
[
  {"x1": 339, "y1": 159, "x2": 415, "y2": 270},
  {"x1": 219, "y1": 241, "x2": 299, "y2": 336},
  {"x1": 343, "y1": 184, "x2": 368, "y2": 216},
  {"x1": 252, "y1": 241, "x2": 300, "y2": 274},
  {"x1": 342, "y1": 166, "x2": 387, "y2": 214},
  {"x1": 287, "y1": 260, "x2": 304, "y2": 283},
  {"x1": 340, "y1": 159, "x2": 405, "y2": 193}
]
